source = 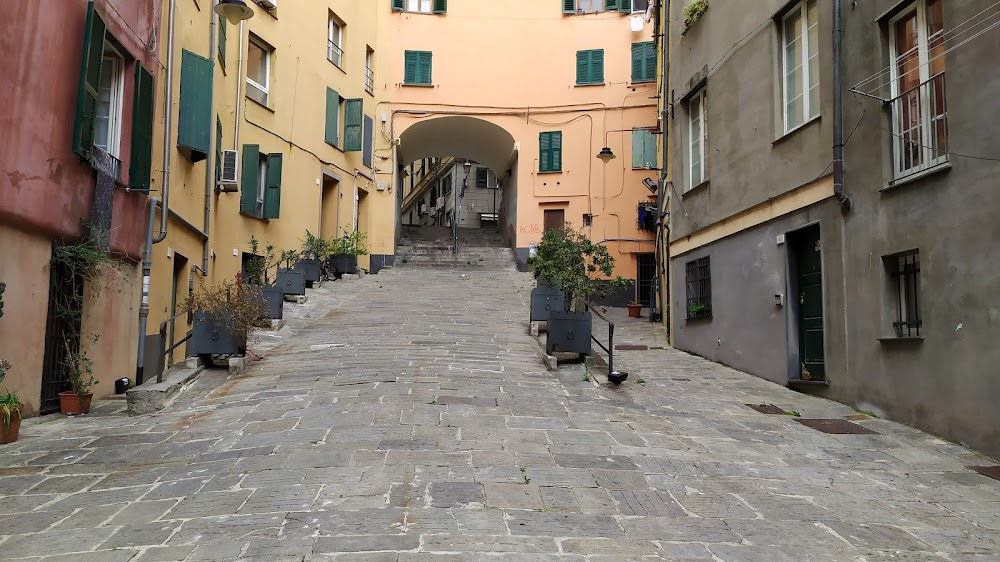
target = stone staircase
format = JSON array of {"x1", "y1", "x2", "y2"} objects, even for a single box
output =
[{"x1": 395, "y1": 225, "x2": 515, "y2": 269}]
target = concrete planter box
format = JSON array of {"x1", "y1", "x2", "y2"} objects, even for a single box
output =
[
  {"x1": 546, "y1": 310, "x2": 592, "y2": 355},
  {"x1": 294, "y1": 258, "x2": 321, "y2": 287},
  {"x1": 328, "y1": 254, "x2": 357, "y2": 277},
  {"x1": 530, "y1": 288, "x2": 566, "y2": 322},
  {"x1": 262, "y1": 286, "x2": 284, "y2": 320},
  {"x1": 190, "y1": 311, "x2": 243, "y2": 358},
  {"x1": 275, "y1": 269, "x2": 306, "y2": 296}
]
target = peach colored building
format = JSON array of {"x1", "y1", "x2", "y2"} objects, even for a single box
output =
[{"x1": 385, "y1": 0, "x2": 661, "y2": 303}]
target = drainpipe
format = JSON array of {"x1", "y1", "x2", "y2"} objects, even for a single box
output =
[
  {"x1": 235, "y1": 21, "x2": 245, "y2": 148},
  {"x1": 655, "y1": 0, "x2": 671, "y2": 323},
  {"x1": 832, "y1": 0, "x2": 852, "y2": 212},
  {"x1": 202, "y1": 5, "x2": 217, "y2": 275},
  {"x1": 153, "y1": 0, "x2": 177, "y2": 243},
  {"x1": 136, "y1": 197, "x2": 160, "y2": 385}
]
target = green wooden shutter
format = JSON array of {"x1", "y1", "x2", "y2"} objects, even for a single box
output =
[
  {"x1": 563, "y1": 0, "x2": 577, "y2": 14},
  {"x1": 218, "y1": 18, "x2": 227, "y2": 65},
  {"x1": 72, "y1": 1, "x2": 106, "y2": 160},
  {"x1": 644, "y1": 130, "x2": 658, "y2": 168},
  {"x1": 392, "y1": 0, "x2": 404, "y2": 11},
  {"x1": 177, "y1": 49, "x2": 213, "y2": 162},
  {"x1": 476, "y1": 167, "x2": 488, "y2": 187},
  {"x1": 631, "y1": 43, "x2": 644, "y2": 82},
  {"x1": 263, "y1": 153, "x2": 282, "y2": 219},
  {"x1": 433, "y1": 0, "x2": 447, "y2": 13},
  {"x1": 605, "y1": 0, "x2": 619, "y2": 9},
  {"x1": 644, "y1": 42, "x2": 657, "y2": 83},
  {"x1": 590, "y1": 49, "x2": 604, "y2": 84},
  {"x1": 551, "y1": 131, "x2": 562, "y2": 172},
  {"x1": 632, "y1": 42, "x2": 655, "y2": 82},
  {"x1": 215, "y1": 115, "x2": 222, "y2": 183},
  {"x1": 418, "y1": 51, "x2": 432, "y2": 85},
  {"x1": 632, "y1": 129, "x2": 645, "y2": 169},
  {"x1": 539, "y1": 132, "x2": 551, "y2": 172},
  {"x1": 344, "y1": 99, "x2": 363, "y2": 152},
  {"x1": 129, "y1": 64, "x2": 155, "y2": 192},
  {"x1": 404, "y1": 51, "x2": 418, "y2": 84},
  {"x1": 576, "y1": 51, "x2": 589, "y2": 85},
  {"x1": 619, "y1": 0, "x2": 632, "y2": 12},
  {"x1": 325, "y1": 88, "x2": 340, "y2": 147},
  {"x1": 240, "y1": 144, "x2": 259, "y2": 214}
]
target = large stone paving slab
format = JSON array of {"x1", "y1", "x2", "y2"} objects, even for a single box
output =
[{"x1": 0, "y1": 268, "x2": 999, "y2": 560}]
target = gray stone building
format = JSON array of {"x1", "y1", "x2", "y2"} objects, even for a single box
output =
[{"x1": 667, "y1": 0, "x2": 1000, "y2": 456}]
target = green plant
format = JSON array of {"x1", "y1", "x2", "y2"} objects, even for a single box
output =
[
  {"x1": 185, "y1": 278, "x2": 269, "y2": 348},
  {"x1": 854, "y1": 408, "x2": 879, "y2": 419},
  {"x1": 527, "y1": 225, "x2": 628, "y2": 311},
  {"x1": 688, "y1": 302, "x2": 707, "y2": 316},
  {"x1": 246, "y1": 236, "x2": 278, "y2": 286},
  {"x1": 786, "y1": 410, "x2": 801, "y2": 417},
  {"x1": 0, "y1": 387, "x2": 22, "y2": 433},
  {"x1": 279, "y1": 249, "x2": 300, "y2": 269},
  {"x1": 330, "y1": 230, "x2": 368, "y2": 256},
  {"x1": 636, "y1": 377, "x2": 646, "y2": 385},
  {"x1": 300, "y1": 230, "x2": 333, "y2": 261},
  {"x1": 682, "y1": 0, "x2": 708, "y2": 33},
  {"x1": 0, "y1": 358, "x2": 9, "y2": 386},
  {"x1": 50, "y1": 227, "x2": 120, "y2": 397}
]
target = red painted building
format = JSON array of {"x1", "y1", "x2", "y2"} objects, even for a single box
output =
[{"x1": 0, "y1": 0, "x2": 162, "y2": 414}]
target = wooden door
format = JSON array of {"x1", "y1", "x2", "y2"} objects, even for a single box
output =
[{"x1": 543, "y1": 209, "x2": 565, "y2": 233}]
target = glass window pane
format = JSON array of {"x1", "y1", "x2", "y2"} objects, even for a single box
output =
[
  {"x1": 95, "y1": 58, "x2": 114, "y2": 151},
  {"x1": 806, "y1": 0, "x2": 820, "y2": 118},
  {"x1": 248, "y1": 42, "x2": 267, "y2": 86},
  {"x1": 784, "y1": 9, "x2": 803, "y2": 129},
  {"x1": 927, "y1": 0, "x2": 945, "y2": 75},
  {"x1": 894, "y1": 12, "x2": 920, "y2": 93}
]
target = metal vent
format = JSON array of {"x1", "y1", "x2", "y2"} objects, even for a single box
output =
[
  {"x1": 795, "y1": 418, "x2": 880, "y2": 435},
  {"x1": 220, "y1": 150, "x2": 239, "y2": 184}
]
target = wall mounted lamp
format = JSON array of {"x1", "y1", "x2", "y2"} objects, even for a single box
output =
[{"x1": 215, "y1": 0, "x2": 255, "y2": 24}]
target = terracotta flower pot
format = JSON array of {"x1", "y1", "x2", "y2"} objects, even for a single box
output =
[
  {"x1": 1, "y1": 414, "x2": 21, "y2": 444},
  {"x1": 59, "y1": 391, "x2": 94, "y2": 415},
  {"x1": 627, "y1": 303, "x2": 642, "y2": 318}
]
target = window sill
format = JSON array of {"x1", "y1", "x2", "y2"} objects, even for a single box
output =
[
  {"x1": 773, "y1": 115, "x2": 821, "y2": 145},
  {"x1": 246, "y1": 96, "x2": 274, "y2": 113},
  {"x1": 788, "y1": 378, "x2": 829, "y2": 387},
  {"x1": 402, "y1": 83, "x2": 434, "y2": 87},
  {"x1": 575, "y1": 82, "x2": 606, "y2": 87},
  {"x1": 878, "y1": 336, "x2": 924, "y2": 344},
  {"x1": 630, "y1": 79, "x2": 655, "y2": 86},
  {"x1": 682, "y1": 179, "x2": 710, "y2": 197},
  {"x1": 881, "y1": 162, "x2": 951, "y2": 193},
  {"x1": 685, "y1": 314, "x2": 712, "y2": 322},
  {"x1": 537, "y1": 170, "x2": 563, "y2": 175},
  {"x1": 239, "y1": 211, "x2": 269, "y2": 222}
]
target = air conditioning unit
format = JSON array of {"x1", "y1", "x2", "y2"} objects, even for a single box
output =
[
  {"x1": 219, "y1": 150, "x2": 239, "y2": 185},
  {"x1": 256, "y1": 0, "x2": 276, "y2": 9}
]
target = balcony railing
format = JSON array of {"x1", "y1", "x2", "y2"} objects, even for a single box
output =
[
  {"x1": 890, "y1": 72, "x2": 948, "y2": 180},
  {"x1": 327, "y1": 40, "x2": 343, "y2": 67},
  {"x1": 365, "y1": 67, "x2": 374, "y2": 94}
]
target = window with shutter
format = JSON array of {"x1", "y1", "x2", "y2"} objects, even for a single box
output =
[
  {"x1": 433, "y1": 0, "x2": 447, "y2": 13},
  {"x1": 218, "y1": 18, "x2": 226, "y2": 67},
  {"x1": 215, "y1": 115, "x2": 222, "y2": 184},
  {"x1": 476, "y1": 167, "x2": 488, "y2": 187},
  {"x1": 344, "y1": 98, "x2": 363, "y2": 152},
  {"x1": 392, "y1": 0, "x2": 405, "y2": 11},
  {"x1": 72, "y1": 1, "x2": 107, "y2": 161},
  {"x1": 605, "y1": 0, "x2": 619, "y2": 10},
  {"x1": 631, "y1": 129, "x2": 657, "y2": 169},
  {"x1": 631, "y1": 42, "x2": 655, "y2": 82},
  {"x1": 240, "y1": 144, "x2": 260, "y2": 215},
  {"x1": 539, "y1": 131, "x2": 562, "y2": 173},
  {"x1": 576, "y1": 50, "x2": 604, "y2": 85},
  {"x1": 563, "y1": 0, "x2": 577, "y2": 14},
  {"x1": 403, "y1": 50, "x2": 432, "y2": 85},
  {"x1": 264, "y1": 153, "x2": 282, "y2": 219},
  {"x1": 177, "y1": 50, "x2": 213, "y2": 162},
  {"x1": 619, "y1": 0, "x2": 632, "y2": 13},
  {"x1": 363, "y1": 115, "x2": 374, "y2": 168},
  {"x1": 129, "y1": 64, "x2": 155, "y2": 192},
  {"x1": 325, "y1": 88, "x2": 340, "y2": 147}
]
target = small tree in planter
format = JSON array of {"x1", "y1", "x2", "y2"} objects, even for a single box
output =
[
  {"x1": 246, "y1": 237, "x2": 283, "y2": 319},
  {"x1": 328, "y1": 230, "x2": 368, "y2": 277},
  {"x1": 528, "y1": 226, "x2": 627, "y2": 355},
  {"x1": 297, "y1": 230, "x2": 331, "y2": 285},
  {"x1": 0, "y1": 359, "x2": 22, "y2": 444},
  {"x1": 185, "y1": 278, "x2": 268, "y2": 365}
]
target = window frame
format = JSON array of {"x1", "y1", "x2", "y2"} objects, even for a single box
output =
[
  {"x1": 407, "y1": 0, "x2": 432, "y2": 13},
  {"x1": 328, "y1": 13, "x2": 344, "y2": 68},
  {"x1": 631, "y1": 41, "x2": 656, "y2": 83},
  {"x1": 95, "y1": 43, "x2": 126, "y2": 160},
  {"x1": 539, "y1": 131, "x2": 563, "y2": 173},
  {"x1": 884, "y1": 249, "x2": 922, "y2": 337},
  {"x1": 403, "y1": 50, "x2": 433, "y2": 86},
  {"x1": 365, "y1": 47, "x2": 375, "y2": 95},
  {"x1": 687, "y1": 88, "x2": 707, "y2": 190},
  {"x1": 246, "y1": 35, "x2": 271, "y2": 106},
  {"x1": 576, "y1": 49, "x2": 605, "y2": 86},
  {"x1": 685, "y1": 256, "x2": 712, "y2": 320},
  {"x1": 780, "y1": 0, "x2": 819, "y2": 133}
]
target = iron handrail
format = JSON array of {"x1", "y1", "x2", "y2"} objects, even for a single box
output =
[
  {"x1": 157, "y1": 308, "x2": 191, "y2": 383},
  {"x1": 584, "y1": 302, "x2": 615, "y2": 374}
]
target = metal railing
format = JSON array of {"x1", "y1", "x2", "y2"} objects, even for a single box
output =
[
  {"x1": 157, "y1": 309, "x2": 192, "y2": 383},
  {"x1": 584, "y1": 302, "x2": 616, "y2": 375},
  {"x1": 327, "y1": 40, "x2": 343, "y2": 67},
  {"x1": 365, "y1": 67, "x2": 375, "y2": 94},
  {"x1": 890, "y1": 72, "x2": 948, "y2": 180}
]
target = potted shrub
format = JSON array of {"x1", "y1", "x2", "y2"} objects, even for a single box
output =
[
  {"x1": 186, "y1": 278, "x2": 268, "y2": 365},
  {"x1": 627, "y1": 300, "x2": 643, "y2": 318},
  {"x1": 0, "y1": 360, "x2": 22, "y2": 444},
  {"x1": 528, "y1": 226, "x2": 627, "y2": 355},
  {"x1": 296, "y1": 230, "x2": 330, "y2": 287},
  {"x1": 275, "y1": 249, "x2": 306, "y2": 296},
  {"x1": 245, "y1": 237, "x2": 283, "y2": 320},
  {"x1": 59, "y1": 346, "x2": 97, "y2": 415},
  {"x1": 328, "y1": 230, "x2": 367, "y2": 278}
]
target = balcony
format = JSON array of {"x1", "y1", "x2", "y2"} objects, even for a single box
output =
[
  {"x1": 327, "y1": 40, "x2": 343, "y2": 68},
  {"x1": 890, "y1": 72, "x2": 948, "y2": 180}
]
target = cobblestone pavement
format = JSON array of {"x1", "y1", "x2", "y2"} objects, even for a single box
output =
[{"x1": 2, "y1": 268, "x2": 1000, "y2": 561}]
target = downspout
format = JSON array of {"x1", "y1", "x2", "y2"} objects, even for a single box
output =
[
  {"x1": 203, "y1": 5, "x2": 217, "y2": 275},
  {"x1": 153, "y1": 0, "x2": 177, "y2": 243},
  {"x1": 832, "y1": 0, "x2": 852, "y2": 212},
  {"x1": 655, "y1": 0, "x2": 670, "y2": 325},
  {"x1": 234, "y1": 21, "x2": 245, "y2": 148},
  {"x1": 136, "y1": 197, "x2": 159, "y2": 385}
]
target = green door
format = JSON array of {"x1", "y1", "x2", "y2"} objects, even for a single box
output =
[{"x1": 795, "y1": 226, "x2": 825, "y2": 381}]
